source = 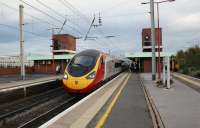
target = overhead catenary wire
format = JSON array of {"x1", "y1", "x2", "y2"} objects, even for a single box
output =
[
  {"x1": 104, "y1": 12, "x2": 148, "y2": 18},
  {"x1": 61, "y1": 0, "x2": 113, "y2": 46},
  {"x1": 57, "y1": 1, "x2": 102, "y2": 33},
  {"x1": 19, "y1": 0, "x2": 83, "y2": 36},
  {"x1": 58, "y1": 1, "x2": 115, "y2": 50},
  {"x1": 0, "y1": 0, "x2": 84, "y2": 37},
  {"x1": 57, "y1": 0, "x2": 93, "y2": 36},
  {"x1": 0, "y1": 1, "x2": 86, "y2": 55},
  {"x1": 0, "y1": 23, "x2": 49, "y2": 38},
  {"x1": 35, "y1": 0, "x2": 86, "y2": 35},
  {"x1": 35, "y1": 0, "x2": 66, "y2": 19},
  {"x1": 0, "y1": 0, "x2": 125, "y2": 55},
  {"x1": 52, "y1": 0, "x2": 130, "y2": 54},
  {"x1": 58, "y1": 0, "x2": 110, "y2": 50},
  {"x1": 58, "y1": 0, "x2": 91, "y2": 24},
  {"x1": 20, "y1": 0, "x2": 63, "y2": 24},
  {"x1": 0, "y1": 1, "x2": 100, "y2": 50},
  {"x1": 0, "y1": 1, "x2": 63, "y2": 32}
]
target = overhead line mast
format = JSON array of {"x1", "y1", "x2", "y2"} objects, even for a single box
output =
[
  {"x1": 84, "y1": 13, "x2": 103, "y2": 40},
  {"x1": 150, "y1": 0, "x2": 156, "y2": 80},
  {"x1": 19, "y1": 4, "x2": 25, "y2": 80}
]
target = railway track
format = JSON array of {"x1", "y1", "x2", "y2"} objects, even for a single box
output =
[
  {"x1": 18, "y1": 96, "x2": 80, "y2": 128},
  {"x1": 13, "y1": 75, "x2": 120, "y2": 128},
  {"x1": 0, "y1": 87, "x2": 83, "y2": 128},
  {"x1": 0, "y1": 80, "x2": 62, "y2": 105},
  {"x1": 0, "y1": 73, "x2": 122, "y2": 128}
]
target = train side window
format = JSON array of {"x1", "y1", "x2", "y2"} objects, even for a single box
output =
[{"x1": 115, "y1": 62, "x2": 121, "y2": 68}]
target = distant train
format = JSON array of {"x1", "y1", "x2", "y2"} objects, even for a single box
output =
[{"x1": 62, "y1": 49, "x2": 130, "y2": 93}]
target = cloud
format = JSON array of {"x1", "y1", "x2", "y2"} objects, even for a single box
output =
[{"x1": 0, "y1": 0, "x2": 200, "y2": 56}]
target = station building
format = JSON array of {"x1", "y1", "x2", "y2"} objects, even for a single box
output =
[
  {"x1": 28, "y1": 34, "x2": 76, "y2": 74},
  {"x1": 126, "y1": 28, "x2": 174, "y2": 73},
  {"x1": 0, "y1": 56, "x2": 33, "y2": 75}
]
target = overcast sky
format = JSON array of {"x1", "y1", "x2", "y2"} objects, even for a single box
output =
[{"x1": 0, "y1": 0, "x2": 199, "y2": 56}]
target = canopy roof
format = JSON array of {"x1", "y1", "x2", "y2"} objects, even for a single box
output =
[
  {"x1": 27, "y1": 54, "x2": 74, "y2": 61},
  {"x1": 125, "y1": 52, "x2": 175, "y2": 58}
]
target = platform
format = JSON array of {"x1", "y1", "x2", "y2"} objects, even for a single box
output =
[
  {"x1": 39, "y1": 73, "x2": 129, "y2": 128},
  {"x1": 39, "y1": 73, "x2": 200, "y2": 128},
  {"x1": 39, "y1": 73, "x2": 154, "y2": 128},
  {"x1": 0, "y1": 74, "x2": 62, "y2": 91},
  {"x1": 92, "y1": 73, "x2": 153, "y2": 128},
  {"x1": 140, "y1": 73, "x2": 200, "y2": 128},
  {"x1": 0, "y1": 74, "x2": 59, "y2": 84}
]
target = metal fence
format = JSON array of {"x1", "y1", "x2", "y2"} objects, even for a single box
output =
[{"x1": 0, "y1": 56, "x2": 33, "y2": 68}]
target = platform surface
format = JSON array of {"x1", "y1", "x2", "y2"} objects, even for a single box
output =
[
  {"x1": 140, "y1": 73, "x2": 200, "y2": 128},
  {"x1": 0, "y1": 74, "x2": 54, "y2": 84},
  {"x1": 0, "y1": 74, "x2": 62, "y2": 90},
  {"x1": 101, "y1": 74, "x2": 153, "y2": 128}
]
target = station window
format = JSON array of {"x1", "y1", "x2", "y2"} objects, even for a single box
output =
[
  {"x1": 47, "y1": 61, "x2": 51, "y2": 64},
  {"x1": 39, "y1": 61, "x2": 45, "y2": 65}
]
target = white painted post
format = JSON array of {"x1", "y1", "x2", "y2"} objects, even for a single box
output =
[
  {"x1": 167, "y1": 56, "x2": 170, "y2": 89},
  {"x1": 163, "y1": 57, "x2": 166, "y2": 85},
  {"x1": 19, "y1": 5, "x2": 25, "y2": 80},
  {"x1": 24, "y1": 87, "x2": 26, "y2": 97}
]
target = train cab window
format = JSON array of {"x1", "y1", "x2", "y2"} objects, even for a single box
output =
[
  {"x1": 67, "y1": 49, "x2": 101, "y2": 77},
  {"x1": 73, "y1": 55, "x2": 94, "y2": 67},
  {"x1": 68, "y1": 55, "x2": 97, "y2": 77}
]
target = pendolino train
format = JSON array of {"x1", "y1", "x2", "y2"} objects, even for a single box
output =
[{"x1": 63, "y1": 49, "x2": 130, "y2": 94}]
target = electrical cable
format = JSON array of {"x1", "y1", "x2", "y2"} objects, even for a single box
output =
[
  {"x1": 20, "y1": 0, "x2": 83, "y2": 36},
  {"x1": 35, "y1": 0, "x2": 85, "y2": 35},
  {"x1": 0, "y1": 1, "x2": 63, "y2": 32},
  {"x1": 59, "y1": 1, "x2": 119, "y2": 51},
  {"x1": 0, "y1": 23, "x2": 49, "y2": 38}
]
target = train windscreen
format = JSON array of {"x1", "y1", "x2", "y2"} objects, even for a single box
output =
[{"x1": 67, "y1": 55, "x2": 97, "y2": 77}]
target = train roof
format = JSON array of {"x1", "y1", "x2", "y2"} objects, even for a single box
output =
[{"x1": 77, "y1": 49, "x2": 101, "y2": 57}]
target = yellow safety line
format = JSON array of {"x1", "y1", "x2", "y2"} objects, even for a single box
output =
[
  {"x1": 95, "y1": 74, "x2": 130, "y2": 128},
  {"x1": 174, "y1": 74, "x2": 200, "y2": 87}
]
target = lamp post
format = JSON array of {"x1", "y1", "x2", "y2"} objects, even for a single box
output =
[{"x1": 142, "y1": 0, "x2": 175, "y2": 81}]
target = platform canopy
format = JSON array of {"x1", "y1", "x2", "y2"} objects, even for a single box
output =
[
  {"x1": 125, "y1": 52, "x2": 175, "y2": 58},
  {"x1": 27, "y1": 54, "x2": 74, "y2": 61}
]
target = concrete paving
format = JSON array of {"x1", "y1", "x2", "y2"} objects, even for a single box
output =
[
  {"x1": 103, "y1": 74, "x2": 153, "y2": 128},
  {"x1": 140, "y1": 73, "x2": 200, "y2": 128},
  {"x1": 0, "y1": 74, "x2": 60, "y2": 84}
]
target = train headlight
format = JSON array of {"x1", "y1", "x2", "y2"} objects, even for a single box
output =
[
  {"x1": 63, "y1": 74, "x2": 68, "y2": 79},
  {"x1": 86, "y1": 71, "x2": 96, "y2": 79}
]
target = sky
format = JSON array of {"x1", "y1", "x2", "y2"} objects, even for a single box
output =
[{"x1": 0, "y1": 0, "x2": 200, "y2": 56}]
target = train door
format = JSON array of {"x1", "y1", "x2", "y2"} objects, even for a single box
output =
[{"x1": 99, "y1": 56, "x2": 105, "y2": 81}]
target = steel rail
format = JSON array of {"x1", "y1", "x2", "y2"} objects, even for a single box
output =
[
  {"x1": 0, "y1": 87, "x2": 64, "y2": 122},
  {"x1": 18, "y1": 96, "x2": 78, "y2": 128}
]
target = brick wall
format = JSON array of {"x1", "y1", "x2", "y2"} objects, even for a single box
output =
[
  {"x1": 33, "y1": 60, "x2": 68, "y2": 74},
  {"x1": 0, "y1": 67, "x2": 34, "y2": 75},
  {"x1": 143, "y1": 58, "x2": 164, "y2": 73},
  {"x1": 143, "y1": 59, "x2": 152, "y2": 73},
  {"x1": 53, "y1": 34, "x2": 76, "y2": 51},
  {"x1": 142, "y1": 28, "x2": 162, "y2": 47}
]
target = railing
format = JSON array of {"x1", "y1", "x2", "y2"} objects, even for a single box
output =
[{"x1": 0, "y1": 61, "x2": 33, "y2": 68}]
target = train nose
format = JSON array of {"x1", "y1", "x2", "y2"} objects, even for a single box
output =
[{"x1": 63, "y1": 78, "x2": 92, "y2": 90}]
